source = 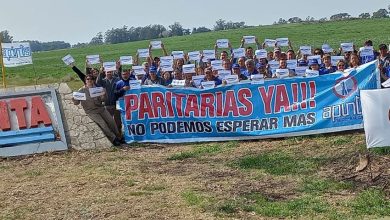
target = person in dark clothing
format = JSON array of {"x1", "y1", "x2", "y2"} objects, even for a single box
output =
[{"x1": 115, "y1": 70, "x2": 131, "y2": 99}]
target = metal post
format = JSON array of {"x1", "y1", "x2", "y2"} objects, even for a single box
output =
[{"x1": 0, "y1": 36, "x2": 6, "y2": 88}]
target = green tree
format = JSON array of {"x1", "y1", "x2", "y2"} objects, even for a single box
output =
[
  {"x1": 0, "y1": 30, "x2": 13, "y2": 43},
  {"x1": 372, "y1": 9, "x2": 389, "y2": 18}
]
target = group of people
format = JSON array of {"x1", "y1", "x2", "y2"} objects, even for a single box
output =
[{"x1": 69, "y1": 37, "x2": 390, "y2": 146}]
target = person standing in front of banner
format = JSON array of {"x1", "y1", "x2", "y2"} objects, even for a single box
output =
[
  {"x1": 320, "y1": 54, "x2": 337, "y2": 74},
  {"x1": 96, "y1": 68, "x2": 122, "y2": 136},
  {"x1": 73, "y1": 74, "x2": 122, "y2": 146},
  {"x1": 142, "y1": 66, "x2": 164, "y2": 85},
  {"x1": 377, "y1": 44, "x2": 390, "y2": 84},
  {"x1": 242, "y1": 59, "x2": 259, "y2": 77},
  {"x1": 115, "y1": 70, "x2": 131, "y2": 98}
]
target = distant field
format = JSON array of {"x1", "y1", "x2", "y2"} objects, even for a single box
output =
[{"x1": 1, "y1": 18, "x2": 390, "y2": 89}]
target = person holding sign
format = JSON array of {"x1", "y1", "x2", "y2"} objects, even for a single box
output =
[
  {"x1": 142, "y1": 66, "x2": 164, "y2": 85},
  {"x1": 115, "y1": 70, "x2": 132, "y2": 98},
  {"x1": 273, "y1": 59, "x2": 295, "y2": 78},
  {"x1": 242, "y1": 59, "x2": 259, "y2": 77},
  {"x1": 73, "y1": 74, "x2": 122, "y2": 146},
  {"x1": 320, "y1": 54, "x2": 336, "y2": 74},
  {"x1": 231, "y1": 64, "x2": 248, "y2": 81},
  {"x1": 201, "y1": 67, "x2": 222, "y2": 86},
  {"x1": 149, "y1": 42, "x2": 168, "y2": 68},
  {"x1": 377, "y1": 44, "x2": 390, "y2": 84},
  {"x1": 161, "y1": 71, "x2": 173, "y2": 86}
]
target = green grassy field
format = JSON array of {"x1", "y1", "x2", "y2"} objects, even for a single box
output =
[{"x1": 1, "y1": 18, "x2": 390, "y2": 89}]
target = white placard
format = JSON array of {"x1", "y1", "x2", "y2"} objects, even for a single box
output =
[
  {"x1": 160, "y1": 56, "x2": 174, "y2": 65},
  {"x1": 275, "y1": 69, "x2": 289, "y2": 79},
  {"x1": 86, "y1": 55, "x2": 100, "y2": 65},
  {"x1": 203, "y1": 50, "x2": 216, "y2": 60},
  {"x1": 192, "y1": 75, "x2": 204, "y2": 87},
  {"x1": 160, "y1": 63, "x2": 173, "y2": 72},
  {"x1": 251, "y1": 74, "x2": 264, "y2": 84},
  {"x1": 305, "y1": 69, "x2": 319, "y2": 77},
  {"x1": 255, "y1": 49, "x2": 267, "y2": 59},
  {"x1": 341, "y1": 43, "x2": 354, "y2": 52},
  {"x1": 307, "y1": 55, "x2": 322, "y2": 64},
  {"x1": 62, "y1": 54, "x2": 75, "y2": 65},
  {"x1": 322, "y1": 44, "x2": 333, "y2": 53},
  {"x1": 243, "y1": 36, "x2": 256, "y2": 44},
  {"x1": 360, "y1": 46, "x2": 374, "y2": 57},
  {"x1": 188, "y1": 51, "x2": 200, "y2": 61},
  {"x1": 150, "y1": 41, "x2": 162, "y2": 49},
  {"x1": 276, "y1": 38, "x2": 289, "y2": 47},
  {"x1": 132, "y1": 66, "x2": 146, "y2": 75},
  {"x1": 73, "y1": 92, "x2": 86, "y2": 101},
  {"x1": 129, "y1": 80, "x2": 141, "y2": 89},
  {"x1": 300, "y1": 46, "x2": 312, "y2": 55},
  {"x1": 218, "y1": 69, "x2": 231, "y2": 79},
  {"x1": 360, "y1": 89, "x2": 390, "y2": 148},
  {"x1": 172, "y1": 51, "x2": 184, "y2": 59},
  {"x1": 1, "y1": 42, "x2": 33, "y2": 67},
  {"x1": 225, "y1": 75, "x2": 239, "y2": 84},
  {"x1": 268, "y1": 60, "x2": 279, "y2": 70},
  {"x1": 120, "y1": 56, "x2": 133, "y2": 65},
  {"x1": 295, "y1": 66, "x2": 308, "y2": 76},
  {"x1": 89, "y1": 87, "x2": 105, "y2": 98},
  {"x1": 381, "y1": 78, "x2": 390, "y2": 88},
  {"x1": 103, "y1": 62, "x2": 116, "y2": 72},
  {"x1": 183, "y1": 64, "x2": 195, "y2": 74},
  {"x1": 201, "y1": 81, "x2": 216, "y2": 89},
  {"x1": 331, "y1": 56, "x2": 344, "y2": 66},
  {"x1": 216, "y1": 39, "x2": 229, "y2": 48},
  {"x1": 137, "y1": 49, "x2": 150, "y2": 58},
  {"x1": 171, "y1": 79, "x2": 186, "y2": 87},
  {"x1": 287, "y1": 60, "x2": 297, "y2": 70},
  {"x1": 211, "y1": 60, "x2": 223, "y2": 70},
  {"x1": 264, "y1": 39, "x2": 276, "y2": 47},
  {"x1": 233, "y1": 48, "x2": 245, "y2": 58}
]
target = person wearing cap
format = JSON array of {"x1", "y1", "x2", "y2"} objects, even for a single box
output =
[
  {"x1": 320, "y1": 54, "x2": 336, "y2": 74},
  {"x1": 232, "y1": 64, "x2": 248, "y2": 81},
  {"x1": 273, "y1": 47, "x2": 282, "y2": 61},
  {"x1": 308, "y1": 59, "x2": 328, "y2": 75},
  {"x1": 142, "y1": 66, "x2": 164, "y2": 85},
  {"x1": 242, "y1": 59, "x2": 259, "y2": 77},
  {"x1": 378, "y1": 44, "x2": 390, "y2": 83}
]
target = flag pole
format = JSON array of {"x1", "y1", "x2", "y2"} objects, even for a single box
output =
[{"x1": 0, "y1": 36, "x2": 6, "y2": 88}]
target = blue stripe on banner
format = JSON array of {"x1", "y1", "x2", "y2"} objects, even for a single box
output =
[
  {"x1": 119, "y1": 61, "x2": 379, "y2": 143},
  {"x1": 0, "y1": 126, "x2": 55, "y2": 146}
]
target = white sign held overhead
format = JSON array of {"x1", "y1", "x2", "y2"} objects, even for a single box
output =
[
  {"x1": 233, "y1": 48, "x2": 245, "y2": 58},
  {"x1": 300, "y1": 46, "x2": 312, "y2": 55},
  {"x1": 264, "y1": 39, "x2": 276, "y2": 47},
  {"x1": 73, "y1": 92, "x2": 86, "y2": 101},
  {"x1": 103, "y1": 62, "x2": 116, "y2": 72},
  {"x1": 86, "y1": 55, "x2": 100, "y2": 65},
  {"x1": 216, "y1": 39, "x2": 229, "y2": 48},
  {"x1": 120, "y1": 56, "x2": 133, "y2": 65},
  {"x1": 129, "y1": 80, "x2": 142, "y2": 89},
  {"x1": 276, "y1": 38, "x2": 289, "y2": 47},
  {"x1": 172, "y1": 51, "x2": 184, "y2": 59},
  {"x1": 359, "y1": 46, "x2": 374, "y2": 57},
  {"x1": 137, "y1": 49, "x2": 150, "y2": 58},
  {"x1": 341, "y1": 43, "x2": 354, "y2": 52},
  {"x1": 211, "y1": 60, "x2": 223, "y2": 70},
  {"x1": 182, "y1": 64, "x2": 195, "y2": 74},
  {"x1": 89, "y1": 87, "x2": 105, "y2": 98},
  {"x1": 287, "y1": 59, "x2": 297, "y2": 70},
  {"x1": 331, "y1": 56, "x2": 344, "y2": 66},
  {"x1": 150, "y1": 41, "x2": 162, "y2": 49},
  {"x1": 322, "y1": 44, "x2": 333, "y2": 53},
  {"x1": 188, "y1": 51, "x2": 200, "y2": 61},
  {"x1": 361, "y1": 89, "x2": 390, "y2": 148},
  {"x1": 243, "y1": 36, "x2": 256, "y2": 44},
  {"x1": 160, "y1": 56, "x2": 174, "y2": 65},
  {"x1": 218, "y1": 70, "x2": 231, "y2": 79},
  {"x1": 192, "y1": 75, "x2": 204, "y2": 87},
  {"x1": 268, "y1": 60, "x2": 279, "y2": 70},
  {"x1": 308, "y1": 55, "x2": 322, "y2": 64},
  {"x1": 201, "y1": 81, "x2": 216, "y2": 89},
  {"x1": 62, "y1": 54, "x2": 75, "y2": 66},
  {"x1": 203, "y1": 50, "x2": 216, "y2": 60},
  {"x1": 132, "y1": 66, "x2": 146, "y2": 75},
  {"x1": 1, "y1": 42, "x2": 33, "y2": 67},
  {"x1": 255, "y1": 49, "x2": 267, "y2": 59}
]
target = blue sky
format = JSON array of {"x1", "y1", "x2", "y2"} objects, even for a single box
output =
[{"x1": 1, "y1": 0, "x2": 388, "y2": 44}]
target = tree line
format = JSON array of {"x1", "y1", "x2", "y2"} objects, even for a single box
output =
[{"x1": 1, "y1": 5, "x2": 389, "y2": 52}]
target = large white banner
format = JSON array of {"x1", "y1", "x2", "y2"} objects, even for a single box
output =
[
  {"x1": 1, "y1": 42, "x2": 33, "y2": 67},
  {"x1": 361, "y1": 89, "x2": 390, "y2": 148}
]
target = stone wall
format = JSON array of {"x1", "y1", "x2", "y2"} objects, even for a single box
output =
[{"x1": 0, "y1": 83, "x2": 112, "y2": 150}]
